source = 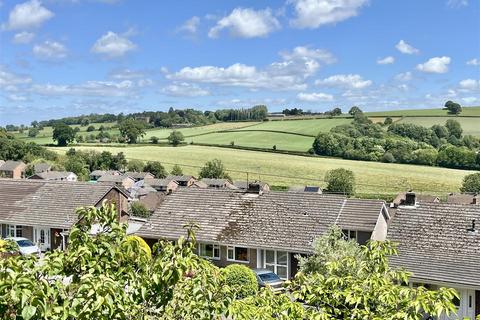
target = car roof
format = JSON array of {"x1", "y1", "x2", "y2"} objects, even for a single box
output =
[
  {"x1": 252, "y1": 268, "x2": 277, "y2": 275},
  {"x1": 5, "y1": 237, "x2": 30, "y2": 241}
]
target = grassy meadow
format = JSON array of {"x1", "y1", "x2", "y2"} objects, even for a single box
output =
[
  {"x1": 49, "y1": 144, "x2": 474, "y2": 198},
  {"x1": 366, "y1": 106, "x2": 480, "y2": 117}
]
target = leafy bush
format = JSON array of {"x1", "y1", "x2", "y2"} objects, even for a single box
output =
[
  {"x1": 0, "y1": 239, "x2": 19, "y2": 253},
  {"x1": 130, "y1": 201, "x2": 150, "y2": 218},
  {"x1": 223, "y1": 264, "x2": 258, "y2": 299},
  {"x1": 144, "y1": 161, "x2": 167, "y2": 178},
  {"x1": 325, "y1": 168, "x2": 355, "y2": 196},
  {"x1": 460, "y1": 172, "x2": 480, "y2": 193}
]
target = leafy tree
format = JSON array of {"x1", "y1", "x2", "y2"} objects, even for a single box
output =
[
  {"x1": 298, "y1": 225, "x2": 362, "y2": 276},
  {"x1": 30, "y1": 121, "x2": 39, "y2": 128},
  {"x1": 64, "y1": 156, "x2": 89, "y2": 180},
  {"x1": 383, "y1": 117, "x2": 393, "y2": 126},
  {"x1": 28, "y1": 128, "x2": 39, "y2": 138},
  {"x1": 86, "y1": 125, "x2": 96, "y2": 132},
  {"x1": 330, "y1": 107, "x2": 342, "y2": 116},
  {"x1": 111, "y1": 152, "x2": 128, "y2": 170},
  {"x1": 460, "y1": 172, "x2": 480, "y2": 193},
  {"x1": 325, "y1": 168, "x2": 355, "y2": 196},
  {"x1": 127, "y1": 159, "x2": 144, "y2": 172},
  {"x1": 431, "y1": 124, "x2": 449, "y2": 139},
  {"x1": 52, "y1": 123, "x2": 76, "y2": 146},
  {"x1": 171, "y1": 164, "x2": 183, "y2": 176},
  {"x1": 150, "y1": 136, "x2": 159, "y2": 144},
  {"x1": 313, "y1": 133, "x2": 350, "y2": 157},
  {"x1": 348, "y1": 106, "x2": 362, "y2": 116},
  {"x1": 198, "y1": 159, "x2": 231, "y2": 180},
  {"x1": 445, "y1": 119, "x2": 463, "y2": 138},
  {"x1": 437, "y1": 145, "x2": 477, "y2": 169},
  {"x1": 144, "y1": 161, "x2": 167, "y2": 178},
  {"x1": 118, "y1": 119, "x2": 146, "y2": 144},
  {"x1": 444, "y1": 100, "x2": 462, "y2": 115},
  {"x1": 130, "y1": 201, "x2": 150, "y2": 218},
  {"x1": 222, "y1": 264, "x2": 258, "y2": 299},
  {"x1": 167, "y1": 131, "x2": 185, "y2": 146},
  {"x1": 411, "y1": 148, "x2": 438, "y2": 166}
]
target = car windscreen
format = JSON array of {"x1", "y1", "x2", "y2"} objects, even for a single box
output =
[
  {"x1": 16, "y1": 240, "x2": 34, "y2": 247},
  {"x1": 258, "y1": 272, "x2": 281, "y2": 282}
]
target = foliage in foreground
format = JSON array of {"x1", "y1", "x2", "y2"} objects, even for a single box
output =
[
  {"x1": 0, "y1": 203, "x2": 458, "y2": 320},
  {"x1": 223, "y1": 264, "x2": 258, "y2": 299}
]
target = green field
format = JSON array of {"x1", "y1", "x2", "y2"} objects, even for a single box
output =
[
  {"x1": 237, "y1": 118, "x2": 351, "y2": 136},
  {"x1": 398, "y1": 117, "x2": 480, "y2": 136},
  {"x1": 49, "y1": 145, "x2": 474, "y2": 197},
  {"x1": 366, "y1": 106, "x2": 480, "y2": 117}
]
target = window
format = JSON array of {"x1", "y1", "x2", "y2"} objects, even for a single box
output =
[
  {"x1": 198, "y1": 243, "x2": 220, "y2": 260},
  {"x1": 265, "y1": 250, "x2": 289, "y2": 279},
  {"x1": 342, "y1": 229, "x2": 357, "y2": 241},
  {"x1": 7, "y1": 225, "x2": 22, "y2": 238},
  {"x1": 227, "y1": 246, "x2": 249, "y2": 262}
]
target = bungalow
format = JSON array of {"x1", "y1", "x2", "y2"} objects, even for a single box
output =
[
  {"x1": 144, "y1": 178, "x2": 178, "y2": 193},
  {"x1": 136, "y1": 188, "x2": 389, "y2": 279},
  {"x1": 34, "y1": 163, "x2": 52, "y2": 174},
  {"x1": 166, "y1": 175, "x2": 197, "y2": 187},
  {"x1": 97, "y1": 174, "x2": 135, "y2": 190},
  {"x1": 0, "y1": 160, "x2": 27, "y2": 179},
  {"x1": 0, "y1": 179, "x2": 129, "y2": 251},
  {"x1": 447, "y1": 193, "x2": 479, "y2": 205},
  {"x1": 29, "y1": 171, "x2": 78, "y2": 182},
  {"x1": 125, "y1": 171, "x2": 155, "y2": 182},
  {"x1": 387, "y1": 194, "x2": 480, "y2": 319},
  {"x1": 89, "y1": 170, "x2": 121, "y2": 181},
  {"x1": 200, "y1": 178, "x2": 237, "y2": 189}
]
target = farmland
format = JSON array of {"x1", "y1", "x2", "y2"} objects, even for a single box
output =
[{"x1": 49, "y1": 144, "x2": 474, "y2": 198}]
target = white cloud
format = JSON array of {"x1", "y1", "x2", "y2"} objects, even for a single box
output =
[
  {"x1": 167, "y1": 46, "x2": 335, "y2": 90},
  {"x1": 162, "y1": 82, "x2": 210, "y2": 97},
  {"x1": 394, "y1": 71, "x2": 412, "y2": 82},
  {"x1": 467, "y1": 58, "x2": 479, "y2": 66},
  {"x1": 462, "y1": 96, "x2": 477, "y2": 104},
  {"x1": 0, "y1": 66, "x2": 32, "y2": 89},
  {"x1": 7, "y1": 94, "x2": 28, "y2": 102},
  {"x1": 416, "y1": 56, "x2": 451, "y2": 74},
  {"x1": 109, "y1": 68, "x2": 147, "y2": 80},
  {"x1": 297, "y1": 92, "x2": 334, "y2": 102},
  {"x1": 91, "y1": 31, "x2": 136, "y2": 58},
  {"x1": 12, "y1": 31, "x2": 35, "y2": 44},
  {"x1": 459, "y1": 79, "x2": 479, "y2": 91},
  {"x1": 315, "y1": 74, "x2": 372, "y2": 89},
  {"x1": 377, "y1": 56, "x2": 394, "y2": 65},
  {"x1": 208, "y1": 7, "x2": 280, "y2": 38},
  {"x1": 33, "y1": 40, "x2": 68, "y2": 60},
  {"x1": 289, "y1": 0, "x2": 368, "y2": 29},
  {"x1": 178, "y1": 16, "x2": 200, "y2": 35},
  {"x1": 30, "y1": 80, "x2": 137, "y2": 97},
  {"x1": 395, "y1": 40, "x2": 419, "y2": 54},
  {"x1": 447, "y1": 0, "x2": 468, "y2": 7},
  {"x1": 2, "y1": 0, "x2": 54, "y2": 30}
]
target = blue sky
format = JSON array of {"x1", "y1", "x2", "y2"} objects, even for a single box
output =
[{"x1": 0, "y1": 0, "x2": 479, "y2": 125}]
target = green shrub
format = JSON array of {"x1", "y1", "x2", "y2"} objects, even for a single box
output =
[{"x1": 223, "y1": 264, "x2": 258, "y2": 299}]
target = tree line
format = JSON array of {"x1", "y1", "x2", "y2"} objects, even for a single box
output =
[{"x1": 312, "y1": 106, "x2": 480, "y2": 170}]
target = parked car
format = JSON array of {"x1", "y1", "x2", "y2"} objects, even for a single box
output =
[
  {"x1": 253, "y1": 268, "x2": 284, "y2": 292},
  {"x1": 6, "y1": 237, "x2": 41, "y2": 256}
]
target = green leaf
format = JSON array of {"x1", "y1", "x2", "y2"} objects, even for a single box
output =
[{"x1": 21, "y1": 305, "x2": 37, "y2": 320}]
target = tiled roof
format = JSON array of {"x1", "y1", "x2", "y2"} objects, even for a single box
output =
[
  {"x1": 125, "y1": 172, "x2": 154, "y2": 179},
  {"x1": 447, "y1": 193, "x2": 478, "y2": 205},
  {"x1": 137, "y1": 188, "x2": 386, "y2": 253},
  {"x1": 144, "y1": 178, "x2": 177, "y2": 188},
  {"x1": 0, "y1": 179, "x2": 121, "y2": 229},
  {"x1": 167, "y1": 175, "x2": 195, "y2": 182},
  {"x1": 0, "y1": 160, "x2": 26, "y2": 171},
  {"x1": 387, "y1": 203, "x2": 480, "y2": 288},
  {"x1": 89, "y1": 170, "x2": 120, "y2": 177},
  {"x1": 34, "y1": 163, "x2": 52, "y2": 173},
  {"x1": 29, "y1": 171, "x2": 76, "y2": 180},
  {"x1": 392, "y1": 192, "x2": 440, "y2": 206},
  {"x1": 97, "y1": 175, "x2": 132, "y2": 183},
  {"x1": 233, "y1": 181, "x2": 269, "y2": 190}
]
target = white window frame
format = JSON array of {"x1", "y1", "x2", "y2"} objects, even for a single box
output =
[
  {"x1": 264, "y1": 250, "x2": 289, "y2": 279},
  {"x1": 227, "y1": 246, "x2": 249, "y2": 263},
  {"x1": 341, "y1": 229, "x2": 357, "y2": 241},
  {"x1": 7, "y1": 224, "x2": 22, "y2": 238},
  {"x1": 198, "y1": 243, "x2": 220, "y2": 260}
]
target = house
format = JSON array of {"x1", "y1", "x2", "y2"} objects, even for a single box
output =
[
  {"x1": 0, "y1": 179, "x2": 129, "y2": 252},
  {"x1": 34, "y1": 163, "x2": 52, "y2": 174},
  {"x1": 387, "y1": 194, "x2": 480, "y2": 319},
  {"x1": 89, "y1": 170, "x2": 121, "y2": 181},
  {"x1": 392, "y1": 191, "x2": 440, "y2": 207},
  {"x1": 144, "y1": 178, "x2": 178, "y2": 193},
  {"x1": 125, "y1": 172, "x2": 155, "y2": 182},
  {"x1": 200, "y1": 178, "x2": 237, "y2": 189},
  {"x1": 97, "y1": 174, "x2": 135, "y2": 190},
  {"x1": 233, "y1": 181, "x2": 270, "y2": 193},
  {"x1": 166, "y1": 175, "x2": 197, "y2": 187},
  {"x1": 0, "y1": 160, "x2": 27, "y2": 179},
  {"x1": 190, "y1": 180, "x2": 208, "y2": 188},
  {"x1": 138, "y1": 192, "x2": 167, "y2": 213},
  {"x1": 288, "y1": 186, "x2": 323, "y2": 194},
  {"x1": 29, "y1": 171, "x2": 78, "y2": 182},
  {"x1": 447, "y1": 193, "x2": 479, "y2": 205},
  {"x1": 136, "y1": 188, "x2": 389, "y2": 279}
]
